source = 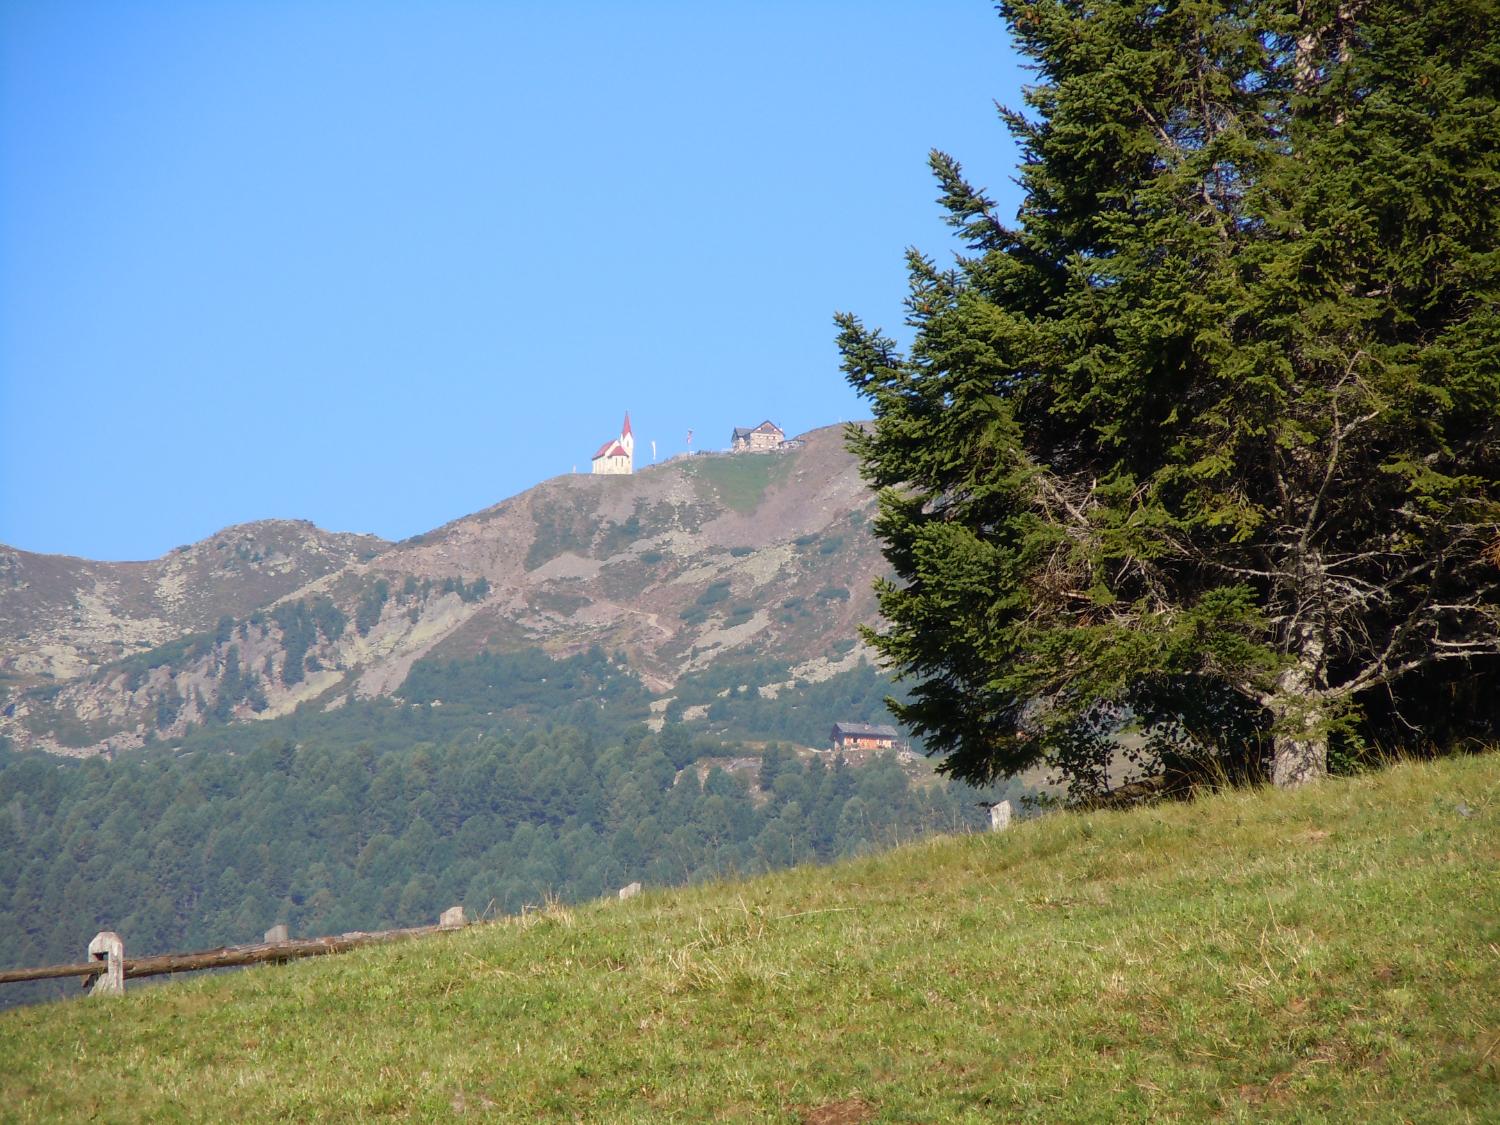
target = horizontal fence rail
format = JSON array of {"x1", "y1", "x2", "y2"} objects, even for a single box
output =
[
  {"x1": 0, "y1": 960, "x2": 104, "y2": 984},
  {"x1": 0, "y1": 905, "x2": 471, "y2": 995},
  {"x1": 0, "y1": 879, "x2": 657, "y2": 1000}
]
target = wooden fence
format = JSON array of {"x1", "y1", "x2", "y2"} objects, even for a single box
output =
[{"x1": 0, "y1": 905, "x2": 469, "y2": 997}]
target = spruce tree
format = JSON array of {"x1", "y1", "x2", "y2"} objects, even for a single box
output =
[{"x1": 840, "y1": 0, "x2": 1500, "y2": 789}]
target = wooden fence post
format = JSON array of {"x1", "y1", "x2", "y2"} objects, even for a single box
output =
[{"x1": 85, "y1": 931, "x2": 124, "y2": 996}]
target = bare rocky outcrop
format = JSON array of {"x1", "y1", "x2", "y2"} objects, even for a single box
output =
[{"x1": 0, "y1": 521, "x2": 387, "y2": 683}]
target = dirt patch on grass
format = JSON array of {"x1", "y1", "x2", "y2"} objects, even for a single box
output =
[{"x1": 800, "y1": 1097, "x2": 876, "y2": 1125}]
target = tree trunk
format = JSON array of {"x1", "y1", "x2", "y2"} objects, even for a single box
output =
[
  {"x1": 1268, "y1": 634, "x2": 1329, "y2": 787},
  {"x1": 1271, "y1": 726, "x2": 1327, "y2": 788}
]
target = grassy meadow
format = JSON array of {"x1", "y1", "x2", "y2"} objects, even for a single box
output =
[{"x1": 2, "y1": 753, "x2": 1497, "y2": 1122}]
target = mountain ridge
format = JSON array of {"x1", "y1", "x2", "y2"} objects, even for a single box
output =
[
  {"x1": 0, "y1": 520, "x2": 389, "y2": 682},
  {"x1": 1, "y1": 425, "x2": 890, "y2": 757}
]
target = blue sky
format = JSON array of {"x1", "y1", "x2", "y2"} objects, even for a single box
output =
[{"x1": 1, "y1": 1, "x2": 1026, "y2": 561}]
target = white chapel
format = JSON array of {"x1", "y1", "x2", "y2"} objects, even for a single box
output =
[{"x1": 590, "y1": 412, "x2": 634, "y2": 475}]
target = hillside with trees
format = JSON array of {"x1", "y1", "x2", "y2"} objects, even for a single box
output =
[{"x1": 0, "y1": 667, "x2": 1025, "y2": 1007}]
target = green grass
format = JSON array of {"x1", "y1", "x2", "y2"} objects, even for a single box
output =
[
  {"x1": 687, "y1": 452, "x2": 798, "y2": 514},
  {"x1": 3, "y1": 754, "x2": 1498, "y2": 1122}
]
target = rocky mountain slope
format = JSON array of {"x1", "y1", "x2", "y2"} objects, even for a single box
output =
[
  {"x1": 0, "y1": 426, "x2": 889, "y2": 757},
  {"x1": 0, "y1": 522, "x2": 388, "y2": 684}
]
